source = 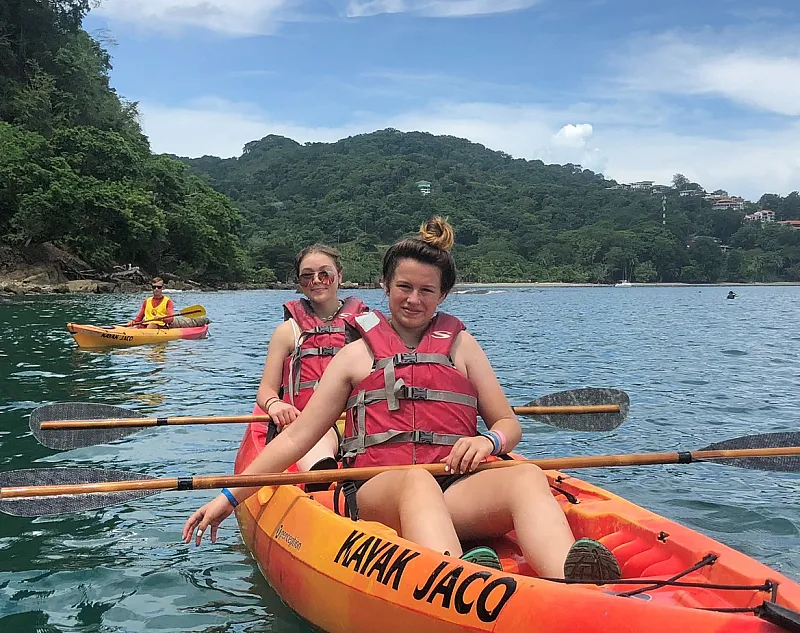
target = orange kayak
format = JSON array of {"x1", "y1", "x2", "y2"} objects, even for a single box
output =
[
  {"x1": 66, "y1": 322, "x2": 209, "y2": 348},
  {"x1": 233, "y1": 422, "x2": 800, "y2": 633}
]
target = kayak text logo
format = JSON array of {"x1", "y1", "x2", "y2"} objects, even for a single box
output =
[
  {"x1": 413, "y1": 562, "x2": 517, "y2": 623},
  {"x1": 334, "y1": 529, "x2": 420, "y2": 590}
]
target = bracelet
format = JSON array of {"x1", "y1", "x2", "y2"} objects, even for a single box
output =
[
  {"x1": 221, "y1": 488, "x2": 239, "y2": 507},
  {"x1": 264, "y1": 397, "x2": 280, "y2": 413},
  {"x1": 492, "y1": 429, "x2": 508, "y2": 454},
  {"x1": 480, "y1": 431, "x2": 501, "y2": 456}
]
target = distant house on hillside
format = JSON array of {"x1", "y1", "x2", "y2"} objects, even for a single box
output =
[
  {"x1": 712, "y1": 196, "x2": 746, "y2": 211},
  {"x1": 779, "y1": 219, "x2": 800, "y2": 230},
  {"x1": 630, "y1": 181, "x2": 654, "y2": 191},
  {"x1": 416, "y1": 180, "x2": 432, "y2": 196},
  {"x1": 744, "y1": 209, "x2": 775, "y2": 222}
]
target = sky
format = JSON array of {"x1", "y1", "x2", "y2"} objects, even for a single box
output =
[{"x1": 85, "y1": 0, "x2": 800, "y2": 201}]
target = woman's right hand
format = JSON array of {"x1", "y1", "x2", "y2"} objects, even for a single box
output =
[
  {"x1": 182, "y1": 494, "x2": 236, "y2": 546},
  {"x1": 267, "y1": 401, "x2": 301, "y2": 430}
]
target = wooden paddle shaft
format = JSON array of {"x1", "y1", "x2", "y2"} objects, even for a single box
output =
[
  {"x1": 40, "y1": 404, "x2": 621, "y2": 430},
  {"x1": 3, "y1": 446, "x2": 799, "y2": 499}
]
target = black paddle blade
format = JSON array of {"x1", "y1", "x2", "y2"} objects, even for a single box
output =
[
  {"x1": 30, "y1": 403, "x2": 145, "y2": 451},
  {"x1": 700, "y1": 432, "x2": 800, "y2": 472},
  {"x1": 526, "y1": 387, "x2": 630, "y2": 431},
  {"x1": 0, "y1": 468, "x2": 157, "y2": 517}
]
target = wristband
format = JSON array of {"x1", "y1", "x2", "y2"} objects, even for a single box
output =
[
  {"x1": 480, "y1": 431, "x2": 501, "y2": 456},
  {"x1": 264, "y1": 397, "x2": 280, "y2": 413},
  {"x1": 221, "y1": 488, "x2": 239, "y2": 507},
  {"x1": 493, "y1": 429, "x2": 508, "y2": 454}
]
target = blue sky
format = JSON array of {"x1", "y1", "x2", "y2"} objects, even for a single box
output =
[{"x1": 86, "y1": 0, "x2": 800, "y2": 200}]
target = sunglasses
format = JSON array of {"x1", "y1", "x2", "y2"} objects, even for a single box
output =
[
  {"x1": 297, "y1": 270, "x2": 335, "y2": 287},
  {"x1": 152, "y1": 285, "x2": 163, "y2": 289}
]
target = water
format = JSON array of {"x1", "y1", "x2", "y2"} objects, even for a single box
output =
[{"x1": 1, "y1": 286, "x2": 798, "y2": 631}]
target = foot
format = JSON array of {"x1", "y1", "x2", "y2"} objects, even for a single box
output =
[
  {"x1": 563, "y1": 538, "x2": 622, "y2": 583},
  {"x1": 461, "y1": 546, "x2": 503, "y2": 571}
]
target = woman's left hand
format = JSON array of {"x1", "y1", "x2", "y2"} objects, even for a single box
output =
[{"x1": 441, "y1": 435, "x2": 495, "y2": 474}]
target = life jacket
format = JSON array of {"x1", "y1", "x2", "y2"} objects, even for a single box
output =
[
  {"x1": 340, "y1": 310, "x2": 478, "y2": 469},
  {"x1": 144, "y1": 296, "x2": 171, "y2": 326},
  {"x1": 281, "y1": 296, "x2": 369, "y2": 410}
]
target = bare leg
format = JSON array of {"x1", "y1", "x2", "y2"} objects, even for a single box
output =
[
  {"x1": 444, "y1": 464, "x2": 575, "y2": 577},
  {"x1": 296, "y1": 427, "x2": 339, "y2": 471},
  {"x1": 357, "y1": 469, "x2": 463, "y2": 556},
  {"x1": 146, "y1": 323, "x2": 161, "y2": 329}
]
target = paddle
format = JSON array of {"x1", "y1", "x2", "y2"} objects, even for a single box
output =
[
  {"x1": 2, "y1": 431, "x2": 798, "y2": 517},
  {"x1": 29, "y1": 388, "x2": 629, "y2": 451},
  {"x1": 120, "y1": 304, "x2": 206, "y2": 327}
]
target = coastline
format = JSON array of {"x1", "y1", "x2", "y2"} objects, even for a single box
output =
[{"x1": 453, "y1": 281, "x2": 800, "y2": 288}]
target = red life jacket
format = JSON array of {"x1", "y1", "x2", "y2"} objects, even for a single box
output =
[
  {"x1": 341, "y1": 311, "x2": 478, "y2": 468},
  {"x1": 281, "y1": 296, "x2": 368, "y2": 410}
]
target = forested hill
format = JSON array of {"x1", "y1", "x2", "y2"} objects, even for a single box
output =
[
  {"x1": 184, "y1": 131, "x2": 800, "y2": 284},
  {"x1": 1, "y1": 1, "x2": 246, "y2": 282}
]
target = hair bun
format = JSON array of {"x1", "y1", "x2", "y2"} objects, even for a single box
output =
[{"x1": 418, "y1": 216, "x2": 455, "y2": 251}]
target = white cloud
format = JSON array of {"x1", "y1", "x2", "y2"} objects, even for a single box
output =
[
  {"x1": 617, "y1": 33, "x2": 800, "y2": 116},
  {"x1": 345, "y1": 0, "x2": 543, "y2": 18},
  {"x1": 93, "y1": 0, "x2": 294, "y2": 36},
  {"x1": 138, "y1": 97, "x2": 800, "y2": 200}
]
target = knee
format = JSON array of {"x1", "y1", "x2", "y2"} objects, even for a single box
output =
[
  {"x1": 509, "y1": 464, "x2": 551, "y2": 497},
  {"x1": 399, "y1": 468, "x2": 441, "y2": 497}
]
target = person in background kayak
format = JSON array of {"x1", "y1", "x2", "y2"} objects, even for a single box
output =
[
  {"x1": 252, "y1": 244, "x2": 368, "y2": 491},
  {"x1": 184, "y1": 218, "x2": 621, "y2": 583},
  {"x1": 127, "y1": 277, "x2": 174, "y2": 329}
]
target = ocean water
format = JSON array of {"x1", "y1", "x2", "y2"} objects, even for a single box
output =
[{"x1": 0, "y1": 285, "x2": 798, "y2": 631}]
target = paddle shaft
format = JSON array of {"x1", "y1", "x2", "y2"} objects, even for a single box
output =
[
  {"x1": 3, "y1": 446, "x2": 799, "y2": 500},
  {"x1": 40, "y1": 404, "x2": 622, "y2": 430}
]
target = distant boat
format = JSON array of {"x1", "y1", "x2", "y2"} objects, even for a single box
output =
[{"x1": 615, "y1": 280, "x2": 632, "y2": 287}]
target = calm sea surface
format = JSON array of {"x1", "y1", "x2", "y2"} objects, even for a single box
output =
[{"x1": 1, "y1": 286, "x2": 798, "y2": 632}]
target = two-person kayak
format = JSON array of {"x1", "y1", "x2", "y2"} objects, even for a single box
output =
[{"x1": 233, "y1": 420, "x2": 800, "y2": 633}]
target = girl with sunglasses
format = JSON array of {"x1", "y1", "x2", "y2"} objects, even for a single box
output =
[
  {"x1": 127, "y1": 277, "x2": 174, "y2": 329},
  {"x1": 187, "y1": 219, "x2": 621, "y2": 582},
  {"x1": 242, "y1": 245, "x2": 368, "y2": 490}
]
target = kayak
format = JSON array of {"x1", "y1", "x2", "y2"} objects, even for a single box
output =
[
  {"x1": 66, "y1": 322, "x2": 209, "y2": 348},
  {"x1": 233, "y1": 421, "x2": 800, "y2": 633}
]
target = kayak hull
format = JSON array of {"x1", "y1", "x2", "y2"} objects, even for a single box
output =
[
  {"x1": 66, "y1": 322, "x2": 209, "y2": 348},
  {"x1": 234, "y1": 423, "x2": 800, "y2": 633}
]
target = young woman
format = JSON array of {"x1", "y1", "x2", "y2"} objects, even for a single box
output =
[
  {"x1": 184, "y1": 220, "x2": 620, "y2": 581},
  {"x1": 250, "y1": 244, "x2": 367, "y2": 490}
]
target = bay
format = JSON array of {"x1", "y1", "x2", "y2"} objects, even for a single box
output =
[{"x1": 1, "y1": 286, "x2": 798, "y2": 632}]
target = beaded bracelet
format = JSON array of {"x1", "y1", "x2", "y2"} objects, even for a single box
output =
[{"x1": 221, "y1": 487, "x2": 239, "y2": 507}]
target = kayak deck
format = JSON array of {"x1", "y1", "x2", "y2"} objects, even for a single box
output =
[
  {"x1": 66, "y1": 322, "x2": 209, "y2": 348},
  {"x1": 233, "y1": 423, "x2": 800, "y2": 633}
]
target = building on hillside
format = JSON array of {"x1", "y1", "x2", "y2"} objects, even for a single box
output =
[
  {"x1": 416, "y1": 180, "x2": 431, "y2": 195},
  {"x1": 680, "y1": 189, "x2": 704, "y2": 196},
  {"x1": 779, "y1": 219, "x2": 800, "y2": 230},
  {"x1": 630, "y1": 181, "x2": 654, "y2": 191},
  {"x1": 712, "y1": 196, "x2": 746, "y2": 211},
  {"x1": 651, "y1": 184, "x2": 670, "y2": 194},
  {"x1": 744, "y1": 209, "x2": 775, "y2": 222}
]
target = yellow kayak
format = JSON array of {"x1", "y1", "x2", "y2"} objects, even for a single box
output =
[{"x1": 66, "y1": 322, "x2": 209, "y2": 348}]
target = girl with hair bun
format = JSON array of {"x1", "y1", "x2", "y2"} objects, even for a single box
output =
[{"x1": 185, "y1": 218, "x2": 621, "y2": 583}]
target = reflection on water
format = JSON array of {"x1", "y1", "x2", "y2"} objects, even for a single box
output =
[{"x1": 0, "y1": 286, "x2": 798, "y2": 631}]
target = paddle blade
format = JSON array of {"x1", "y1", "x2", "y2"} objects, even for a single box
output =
[
  {"x1": 179, "y1": 304, "x2": 205, "y2": 318},
  {"x1": 700, "y1": 432, "x2": 800, "y2": 472},
  {"x1": 0, "y1": 468, "x2": 157, "y2": 517},
  {"x1": 30, "y1": 403, "x2": 145, "y2": 451},
  {"x1": 525, "y1": 387, "x2": 629, "y2": 431}
]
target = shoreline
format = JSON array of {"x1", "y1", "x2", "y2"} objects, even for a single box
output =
[{"x1": 453, "y1": 281, "x2": 800, "y2": 288}]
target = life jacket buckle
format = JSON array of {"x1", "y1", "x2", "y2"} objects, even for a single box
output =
[
  {"x1": 412, "y1": 430, "x2": 435, "y2": 444},
  {"x1": 315, "y1": 325, "x2": 333, "y2": 334},
  {"x1": 394, "y1": 352, "x2": 419, "y2": 365},
  {"x1": 399, "y1": 386, "x2": 428, "y2": 400},
  {"x1": 318, "y1": 346, "x2": 336, "y2": 355}
]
